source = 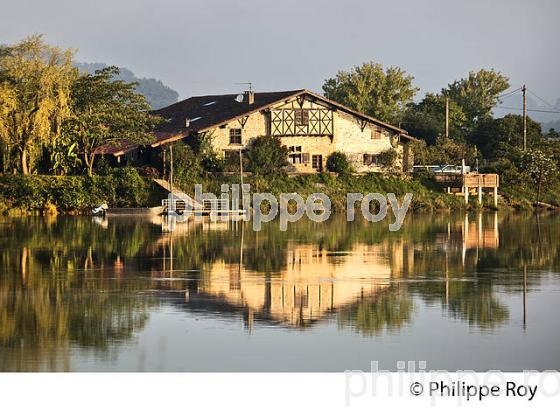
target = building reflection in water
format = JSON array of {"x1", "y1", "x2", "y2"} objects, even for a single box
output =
[{"x1": 154, "y1": 212, "x2": 502, "y2": 332}]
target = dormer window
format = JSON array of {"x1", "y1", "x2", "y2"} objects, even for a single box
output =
[{"x1": 294, "y1": 109, "x2": 309, "y2": 126}]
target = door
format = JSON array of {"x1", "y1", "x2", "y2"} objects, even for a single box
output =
[{"x1": 312, "y1": 155, "x2": 323, "y2": 172}]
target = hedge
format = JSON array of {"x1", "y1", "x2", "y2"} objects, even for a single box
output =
[{"x1": 0, "y1": 167, "x2": 154, "y2": 212}]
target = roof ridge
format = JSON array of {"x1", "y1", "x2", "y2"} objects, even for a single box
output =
[{"x1": 187, "y1": 89, "x2": 305, "y2": 99}]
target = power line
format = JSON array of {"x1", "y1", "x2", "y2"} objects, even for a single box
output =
[
  {"x1": 527, "y1": 88, "x2": 556, "y2": 109},
  {"x1": 495, "y1": 106, "x2": 560, "y2": 114},
  {"x1": 497, "y1": 87, "x2": 522, "y2": 99}
]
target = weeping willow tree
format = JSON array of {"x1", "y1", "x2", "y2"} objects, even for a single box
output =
[{"x1": 0, "y1": 35, "x2": 76, "y2": 175}]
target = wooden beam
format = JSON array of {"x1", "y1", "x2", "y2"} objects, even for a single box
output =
[
  {"x1": 359, "y1": 119, "x2": 367, "y2": 132},
  {"x1": 238, "y1": 115, "x2": 249, "y2": 128}
]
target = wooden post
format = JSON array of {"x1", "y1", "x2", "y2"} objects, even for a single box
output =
[
  {"x1": 478, "y1": 212, "x2": 483, "y2": 247},
  {"x1": 522, "y1": 85, "x2": 527, "y2": 151},
  {"x1": 462, "y1": 213, "x2": 468, "y2": 266},
  {"x1": 162, "y1": 147, "x2": 167, "y2": 180},
  {"x1": 494, "y1": 211, "x2": 499, "y2": 248},
  {"x1": 169, "y1": 144, "x2": 174, "y2": 213},
  {"x1": 239, "y1": 148, "x2": 244, "y2": 186},
  {"x1": 478, "y1": 175, "x2": 482, "y2": 205},
  {"x1": 239, "y1": 148, "x2": 244, "y2": 214},
  {"x1": 523, "y1": 264, "x2": 527, "y2": 330},
  {"x1": 445, "y1": 97, "x2": 449, "y2": 139},
  {"x1": 493, "y1": 186, "x2": 498, "y2": 208}
]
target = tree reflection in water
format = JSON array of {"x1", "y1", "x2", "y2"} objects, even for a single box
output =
[{"x1": 0, "y1": 211, "x2": 558, "y2": 370}]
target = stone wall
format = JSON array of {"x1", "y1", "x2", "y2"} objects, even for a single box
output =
[{"x1": 206, "y1": 96, "x2": 409, "y2": 173}]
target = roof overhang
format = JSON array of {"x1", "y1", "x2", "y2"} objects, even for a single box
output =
[{"x1": 150, "y1": 131, "x2": 188, "y2": 148}]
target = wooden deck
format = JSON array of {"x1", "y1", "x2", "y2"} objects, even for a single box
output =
[
  {"x1": 434, "y1": 173, "x2": 499, "y2": 188},
  {"x1": 434, "y1": 173, "x2": 499, "y2": 206}
]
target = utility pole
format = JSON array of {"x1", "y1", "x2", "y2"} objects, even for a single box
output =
[
  {"x1": 445, "y1": 97, "x2": 449, "y2": 139},
  {"x1": 239, "y1": 149, "x2": 244, "y2": 186},
  {"x1": 239, "y1": 148, "x2": 245, "y2": 214},
  {"x1": 169, "y1": 144, "x2": 174, "y2": 213},
  {"x1": 522, "y1": 84, "x2": 527, "y2": 151}
]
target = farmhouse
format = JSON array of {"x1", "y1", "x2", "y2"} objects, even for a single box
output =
[{"x1": 99, "y1": 89, "x2": 416, "y2": 173}]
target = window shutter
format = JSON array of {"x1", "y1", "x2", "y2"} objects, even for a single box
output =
[{"x1": 302, "y1": 153, "x2": 310, "y2": 164}]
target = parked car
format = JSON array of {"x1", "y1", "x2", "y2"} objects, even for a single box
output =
[{"x1": 412, "y1": 164, "x2": 471, "y2": 174}]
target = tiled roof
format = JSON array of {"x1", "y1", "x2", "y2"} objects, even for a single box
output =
[
  {"x1": 93, "y1": 139, "x2": 140, "y2": 156},
  {"x1": 98, "y1": 89, "x2": 415, "y2": 156},
  {"x1": 152, "y1": 90, "x2": 304, "y2": 135}
]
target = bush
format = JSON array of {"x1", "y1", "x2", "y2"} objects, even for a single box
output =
[
  {"x1": 110, "y1": 167, "x2": 150, "y2": 207},
  {"x1": 326, "y1": 152, "x2": 352, "y2": 174},
  {"x1": 245, "y1": 136, "x2": 289, "y2": 175},
  {"x1": 377, "y1": 149, "x2": 398, "y2": 168},
  {"x1": 189, "y1": 131, "x2": 223, "y2": 173},
  {"x1": 0, "y1": 170, "x2": 152, "y2": 212}
]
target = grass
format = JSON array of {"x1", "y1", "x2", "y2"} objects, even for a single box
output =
[{"x1": 2, "y1": 170, "x2": 555, "y2": 215}]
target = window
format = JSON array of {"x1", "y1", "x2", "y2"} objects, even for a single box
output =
[
  {"x1": 371, "y1": 127, "x2": 383, "y2": 139},
  {"x1": 312, "y1": 155, "x2": 323, "y2": 170},
  {"x1": 294, "y1": 109, "x2": 309, "y2": 126},
  {"x1": 229, "y1": 128, "x2": 242, "y2": 145},
  {"x1": 363, "y1": 154, "x2": 378, "y2": 166},
  {"x1": 289, "y1": 146, "x2": 303, "y2": 164}
]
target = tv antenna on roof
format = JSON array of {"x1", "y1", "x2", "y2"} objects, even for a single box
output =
[{"x1": 235, "y1": 82, "x2": 253, "y2": 93}]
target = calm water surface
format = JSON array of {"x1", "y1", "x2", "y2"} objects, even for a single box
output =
[{"x1": 1, "y1": 213, "x2": 559, "y2": 371}]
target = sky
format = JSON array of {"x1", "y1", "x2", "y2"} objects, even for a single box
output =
[{"x1": 1, "y1": 0, "x2": 559, "y2": 107}]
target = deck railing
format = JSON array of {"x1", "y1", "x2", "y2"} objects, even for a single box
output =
[{"x1": 434, "y1": 173, "x2": 499, "y2": 188}]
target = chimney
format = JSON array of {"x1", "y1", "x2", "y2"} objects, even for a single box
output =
[{"x1": 245, "y1": 90, "x2": 254, "y2": 105}]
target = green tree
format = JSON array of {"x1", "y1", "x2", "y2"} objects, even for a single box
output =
[
  {"x1": 64, "y1": 66, "x2": 159, "y2": 176},
  {"x1": 402, "y1": 93, "x2": 467, "y2": 144},
  {"x1": 245, "y1": 136, "x2": 289, "y2": 175},
  {"x1": 472, "y1": 114, "x2": 542, "y2": 158},
  {"x1": 519, "y1": 148, "x2": 558, "y2": 204},
  {"x1": 443, "y1": 69, "x2": 509, "y2": 130},
  {"x1": 189, "y1": 131, "x2": 222, "y2": 173},
  {"x1": 544, "y1": 128, "x2": 559, "y2": 140},
  {"x1": 0, "y1": 35, "x2": 76, "y2": 175},
  {"x1": 322, "y1": 61, "x2": 418, "y2": 125},
  {"x1": 48, "y1": 139, "x2": 81, "y2": 175},
  {"x1": 165, "y1": 141, "x2": 201, "y2": 183},
  {"x1": 412, "y1": 136, "x2": 478, "y2": 166}
]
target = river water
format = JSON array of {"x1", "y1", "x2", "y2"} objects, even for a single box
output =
[{"x1": 1, "y1": 212, "x2": 559, "y2": 371}]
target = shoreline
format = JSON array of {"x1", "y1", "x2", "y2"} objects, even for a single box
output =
[{"x1": 1, "y1": 170, "x2": 555, "y2": 216}]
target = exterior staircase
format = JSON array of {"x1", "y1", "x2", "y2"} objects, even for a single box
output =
[{"x1": 152, "y1": 178, "x2": 202, "y2": 211}]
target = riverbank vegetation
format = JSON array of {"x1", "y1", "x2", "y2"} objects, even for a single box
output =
[
  {"x1": 325, "y1": 63, "x2": 560, "y2": 208},
  {"x1": 2, "y1": 36, "x2": 560, "y2": 214},
  {"x1": 0, "y1": 35, "x2": 160, "y2": 177}
]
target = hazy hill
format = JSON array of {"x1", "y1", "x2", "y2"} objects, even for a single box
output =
[{"x1": 76, "y1": 63, "x2": 179, "y2": 109}]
